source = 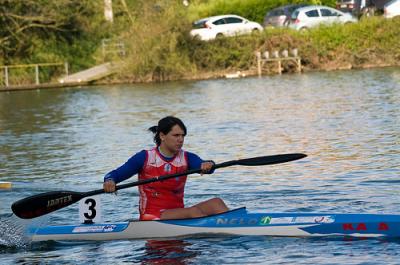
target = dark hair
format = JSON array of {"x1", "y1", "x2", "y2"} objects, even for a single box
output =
[{"x1": 148, "y1": 116, "x2": 187, "y2": 146}]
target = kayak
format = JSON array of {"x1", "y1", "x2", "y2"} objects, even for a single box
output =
[{"x1": 29, "y1": 207, "x2": 400, "y2": 242}]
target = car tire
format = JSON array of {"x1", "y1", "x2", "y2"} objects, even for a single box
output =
[
  {"x1": 216, "y1": 33, "x2": 224, "y2": 39},
  {"x1": 192, "y1": 34, "x2": 201, "y2": 41},
  {"x1": 300, "y1": 27, "x2": 308, "y2": 32}
]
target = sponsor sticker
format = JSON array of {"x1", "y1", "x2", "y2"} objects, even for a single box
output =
[
  {"x1": 261, "y1": 216, "x2": 335, "y2": 225},
  {"x1": 72, "y1": 225, "x2": 117, "y2": 233}
]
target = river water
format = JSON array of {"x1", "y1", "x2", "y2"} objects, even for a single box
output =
[{"x1": 0, "y1": 67, "x2": 399, "y2": 264}]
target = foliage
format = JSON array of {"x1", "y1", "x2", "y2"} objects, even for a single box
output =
[
  {"x1": 0, "y1": 0, "x2": 108, "y2": 71},
  {"x1": 1, "y1": 0, "x2": 399, "y2": 84},
  {"x1": 121, "y1": 1, "x2": 195, "y2": 81},
  {"x1": 188, "y1": 0, "x2": 337, "y2": 23}
]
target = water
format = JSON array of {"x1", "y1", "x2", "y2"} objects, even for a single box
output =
[{"x1": 0, "y1": 67, "x2": 399, "y2": 264}]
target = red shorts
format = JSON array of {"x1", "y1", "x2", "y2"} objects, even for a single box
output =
[{"x1": 140, "y1": 208, "x2": 165, "y2": 221}]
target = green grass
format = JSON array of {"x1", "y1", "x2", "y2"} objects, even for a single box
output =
[{"x1": 2, "y1": 1, "x2": 400, "y2": 84}]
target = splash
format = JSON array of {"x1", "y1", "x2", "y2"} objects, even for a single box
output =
[{"x1": 0, "y1": 214, "x2": 48, "y2": 248}]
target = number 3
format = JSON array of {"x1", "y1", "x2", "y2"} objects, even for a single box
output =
[{"x1": 84, "y1": 198, "x2": 97, "y2": 220}]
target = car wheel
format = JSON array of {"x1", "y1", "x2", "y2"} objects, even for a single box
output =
[
  {"x1": 192, "y1": 34, "x2": 201, "y2": 41},
  {"x1": 216, "y1": 33, "x2": 224, "y2": 39},
  {"x1": 299, "y1": 27, "x2": 308, "y2": 32}
]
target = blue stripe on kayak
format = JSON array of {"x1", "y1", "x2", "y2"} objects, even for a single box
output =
[{"x1": 31, "y1": 223, "x2": 129, "y2": 235}]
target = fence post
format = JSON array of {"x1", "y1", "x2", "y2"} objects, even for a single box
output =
[
  {"x1": 64, "y1": 62, "x2": 69, "y2": 76},
  {"x1": 35, "y1": 65, "x2": 40, "y2": 85},
  {"x1": 4, "y1": 66, "x2": 9, "y2": 87},
  {"x1": 255, "y1": 52, "x2": 261, "y2": 77},
  {"x1": 277, "y1": 60, "x2": 282, "y2": 75}
]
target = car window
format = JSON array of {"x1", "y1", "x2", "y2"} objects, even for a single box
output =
[
  {"x1": 269, "y1": 9, "x2": 281, "y2": 16},
  {"x1": 291, "y1": 10, "x2": 300, "y2": 19},
  {"x1": 268, "y1": 10, "x2": 277, "y2": 16},
  {"x1": 225, "y1": 17, "x2": 243, "y2": 24},
  {"x1": 320, "y1": 8, "x2": 339, "y2": 17},
  {"x1": 305, "y1": 9, "x2": 320, "y2": 17},
  {"x1": 276, "y1": 9, "x2": 285, "y2": 16},
  {"x1": 213, "y1": 19, "x2": 226, "y2": 25}
]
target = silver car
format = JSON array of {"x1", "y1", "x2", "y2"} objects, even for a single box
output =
[
  {"x1": 289, "y1": 5, "x2": 358, "y2": 31},
  {"x1": 263, "y1": 4, "x2": 309, "y2": 28}
]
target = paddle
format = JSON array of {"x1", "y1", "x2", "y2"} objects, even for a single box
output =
[{"x1": 11, "y1": 153, "x2": 306, "y2": 219}]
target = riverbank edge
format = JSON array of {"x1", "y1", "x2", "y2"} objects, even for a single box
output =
[{"x1": 1, "y1": 61, "x2": 398, "y2": 92}]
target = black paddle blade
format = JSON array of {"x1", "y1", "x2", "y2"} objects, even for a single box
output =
[
  {"x1": 236, "y1": 153, "x2": 307, "y2": 166},
  {"x1": 11, "y1": 191, "x2": 85, "y2": 219}
]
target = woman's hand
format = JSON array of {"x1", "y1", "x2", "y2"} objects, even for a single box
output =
[
  {"x1": 103, "y1": 179, "x2": 116, "y2": 193},
  {"x1": 200, "y1": 161, "x2": 215, "y2": 175}
]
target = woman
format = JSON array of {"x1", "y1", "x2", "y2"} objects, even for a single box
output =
[{"x1": 103, "y1": 116, "x2": 229, "y2": 220}]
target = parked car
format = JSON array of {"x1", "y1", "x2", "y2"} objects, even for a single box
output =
[
  {"x1": 384, "y1": 0, "x2": 400, "y2": 17},
  {"x1": 337, "y1": 0, "x2": 394, "y2": 17},
  {"x1": 336, "y1": 0, "x2": 357, "y2": 13},
  {"x1": 263, "y1": 4, "x2": 310, "y2": 27},
  {"x1": 289, "y1": 5, "x2": 357, "y2": 31},
  {"x1": 190, "y1": 15, "x2": 263, "y2": 41}
]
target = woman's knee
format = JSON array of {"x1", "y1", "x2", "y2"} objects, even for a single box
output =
[
  {"x1": 189, "y1": 206, "x2": 206, "y2": 218},
  {"x1": 210, "y1": 197, "x2": 228, "y2": 209}
]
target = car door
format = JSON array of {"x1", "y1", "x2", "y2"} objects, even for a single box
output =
[
  {"x1": 320, "y1": 7, "x2": 341, "y2": 24},
  {"x1": 211, "y1": 18, "x2": 228, "y2": 37},
  {"x1": 304, "y1": 8, "x2": 321, "y2": 28},
  {"x1": 224, "y1": 16, "x2": 246, "y2": 36}
]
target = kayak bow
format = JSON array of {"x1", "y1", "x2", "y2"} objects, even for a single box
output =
[{"x1": 29, "y1": 207, "x2": 400, "y2": 242}]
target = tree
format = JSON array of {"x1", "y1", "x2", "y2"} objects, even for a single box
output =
[{"x1": 0, "y1": 0, "x2": 103, "y2": 64}]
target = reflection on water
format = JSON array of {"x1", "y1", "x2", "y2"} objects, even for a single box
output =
[
  {"x1": 140, "y1": 240, "x2": 196, "y2": 264},
  {"x1": 0, "y1": 67, "x2": 399, "y2": 264}
]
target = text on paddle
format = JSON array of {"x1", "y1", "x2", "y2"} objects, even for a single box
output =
[{"x1": 47, "y1": 195, "x2": 73, "y2": 207}]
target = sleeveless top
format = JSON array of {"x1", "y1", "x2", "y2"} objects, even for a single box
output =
[{"x1": 138, "y1": 147, "x2": 188, "y2": 220}]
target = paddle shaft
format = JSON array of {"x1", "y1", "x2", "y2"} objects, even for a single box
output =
[{"x1": 11, "y1": 153, "x2": 306, "y2": 219}]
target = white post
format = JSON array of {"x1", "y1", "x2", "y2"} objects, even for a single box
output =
[
  {"x1": 104, "y1": 0, "x2": 113, "y2": 23},
  {"x1": 4, "y1": 66, "x2": 9, "y2": 87},
  {"x1": 64, "y1": 62, "x2": 69, "y2": 76},
  {"x1": 35, "y1": 65, "x2": 40, "y2": 85},
  {"x1": 255, "y1": 52, "x2": 261, "y2": 77}
]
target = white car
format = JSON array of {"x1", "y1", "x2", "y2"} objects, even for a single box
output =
[
  {"x1": 384, "y1": 0, "x2": 400, "y2": 18},
  {"x1": 190, "y1": 15, "x2": 263, "y2": 41},
  {"x1": 289, "y1": 5, "x2": 357, "y2": 31}
]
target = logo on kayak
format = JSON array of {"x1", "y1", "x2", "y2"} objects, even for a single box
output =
[
  {"x1": 216, "y1": 218, "x2": 259, "y2": 226},
  {"x1": 73, "y1": 225, "x2": 117, "y2": 233},
  {"x1": 267, "y1": 216, "x2": 335, "y2": 224},
  {"x1": 260, "y1": 216, "x2": 272, "y2": 225},
  {"x1": 47, "y1": 195, "x2": 73, "y2": 208}
]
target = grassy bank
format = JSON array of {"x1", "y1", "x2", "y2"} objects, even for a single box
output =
[
  {"x1": 115, "y1": 11, "x2": 400, "y2": 82},
  {"x1": 1, "y1": 1, "x2": 400, "y2": 86}
]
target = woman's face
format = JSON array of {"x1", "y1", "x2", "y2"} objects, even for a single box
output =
[{"x1": 160, "y1": 124, "x2": 185, "y2": 156}]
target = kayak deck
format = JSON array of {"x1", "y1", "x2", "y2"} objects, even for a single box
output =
[{"x1": 29, "y1": 207, "x2": 400, "y2": 242}]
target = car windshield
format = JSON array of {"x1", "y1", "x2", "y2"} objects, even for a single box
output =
[{"x1": 192, "y1": 19, "x2": 208, "y2": 29}]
